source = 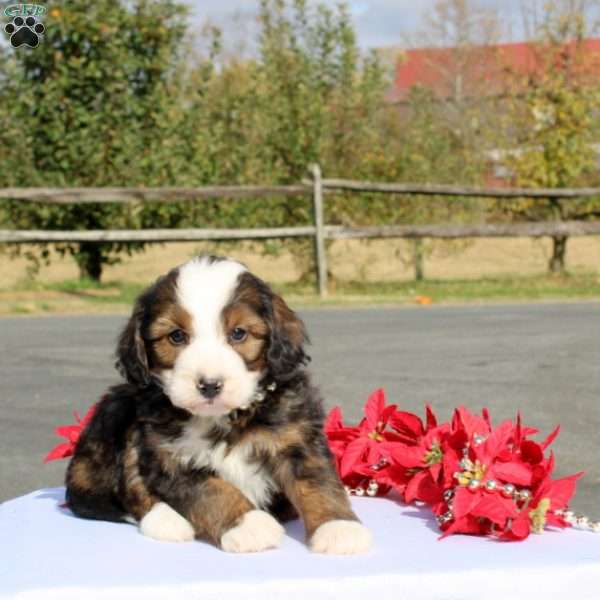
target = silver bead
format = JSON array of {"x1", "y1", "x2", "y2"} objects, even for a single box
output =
[
  {"x1": 443, "y1": 489, "x2": 455, "y2": 502},
  {"x1": 366, "y1": 488, "x2": 377, "y2": 497},
  {"x1": 502, "y1": 483, "x2": 516, "y2": 498},
  {"x1": 468, "y1": 479, "x2": 481, "y2": 491},
  {"x1": 459, "y1": 458, "x2": 473, "y2": 470},
  {"x1": 437, "y1": 512, "x2": 453, "y2": 525},
  {"x1": 367, "y1": 480, "x2": 379, "y2": 490},
  {"x1": 485, "y1": 480, "x2": 498, "y2": 493},
  {"x1": 266, "y1": 382, "x2": 277, "y2": 392},
  {"x1": 577, "y1": 516, "x2": 590, "y2": 529},
  {"x1": 519, "y1": 489, "x2": 531, "y2": 502},
  {"x1": 563, "y1": 510, "x2": 576, "y2": 523},
  {"x1": 344, "y1": 485, "x2": 351, "y2": 495},
  {"x1": 354, "y1": 487, "x2": 365, "y2": 496}
]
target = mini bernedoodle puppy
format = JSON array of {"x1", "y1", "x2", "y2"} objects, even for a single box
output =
[{"x1": 66, "y1": 255, "x2": 372, "y2": 554}]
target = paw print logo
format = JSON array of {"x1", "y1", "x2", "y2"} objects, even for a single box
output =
[{"x1": 4, "y1": 16, "x2": 45, "y2": 48}]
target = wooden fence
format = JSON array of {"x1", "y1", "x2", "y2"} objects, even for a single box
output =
[{"x1": 2, "y1": 164, "x2": 600, "y2": 297}]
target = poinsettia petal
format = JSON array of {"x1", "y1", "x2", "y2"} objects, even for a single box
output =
[
  {"x1": 404, "y1": 470, "x2": 428, "y2": 504},
  {"x1": 492, "y1": 461, "x2": 533, "y2": 486},
  {"x1": 55, "y1": 425, "x2": 80, "y2": 439},
  {"x1": 324, "y1": 406, "x2": 344, "y2": 433},
  {"x1": 440, "y1": 514, "x2": 488, "y2": 538},
  {"x1": 453, "y1": 406, "x2": 491, "y2": 439},
  {"x1": 480, "y1": 419, "x2": 513, "y2": 459},
  {"x1": 482, "y1": 407, "x2": 491, "y2": 428},
  {"x1": 367, "y1": 463, "x2": 409, "y2": 493},
  {"x1": 340, "y1": 438, "x2": 369, "y2": 478},
  {"x1": 442, "y1": 446, "x2": 462, "y2": 488},
  {"x1": 520, "y1": 440, "x2": 544, "y2": 464},
  {"x1": 416, "y1": 473, "x2": 443, "y2": 506},
  {"x1": 425, "y1": 404, "x2": 438, "y2": 430},
  {"x1": 44, "y1": 443, "x2": 74, "y2": 463},
  {"x1": 546, "y1": 473, "x2": 585, "y2": 510},
  {"x1": 389, "y1": 410, "x2": 424, "y2": 439},
  {"x1": 365, "y1": 389, "x2": 386, "y2": 429},
  {"x1": 452, "y1": 486, "x2": 481, "y2": 520},
  {"x1": 366, "y1": 442, "x2": 386, "y2": 465},
  {"x1": 503, "y1": 513, "x2": 531, "y2": 540},
  {"x1": 541, "y1": 425, "x2": 560, "y2": 451},
  {"x1": 471, "y1": 494, "x2": 518, "y2": 527},
  {"x1": 390, "y1": 444, "x2": 426, "y2": 468},
  {"x1": 430, "y1": 463, "x2": 442, "y2": 481}
]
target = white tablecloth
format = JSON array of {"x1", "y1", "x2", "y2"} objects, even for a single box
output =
[{"x1": 2, "y1": 488, "x2": 600, "y2": 600}]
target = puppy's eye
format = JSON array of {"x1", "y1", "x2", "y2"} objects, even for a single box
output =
[
  {"x1": 168, "y1": 329, "x2": 188, "y2": 345},
  {"x1": 230, "y1": 327, "x2": 247, "y2": 343}
]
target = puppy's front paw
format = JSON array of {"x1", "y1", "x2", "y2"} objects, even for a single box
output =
[
  {"x1": 310, "y1": 520, "x2": 372, "y2": 555},
  {"x1": 221, "y1": 510, "x2": 285, "y2": 553},
  {"x1": 139, "y1": 502, "x2": 195, "y2": 543}
]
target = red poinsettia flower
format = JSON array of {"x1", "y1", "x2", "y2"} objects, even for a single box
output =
[
  {"x1": 322, "y1": 391, "x2": 585, "y2": 543},
  {"x1": 387, "y1": 421, "x2": 450, "y2": 505},
  {"x1": 44, "y1": 404, "x2": 96, "y2": 463},
  {"x1": 324, "y1": 389, "x2": 402, "y2": 491},
  {"x1": 500, "y1": 453, "x2": 584, "y2": 540},
  {"x1": 338, "y1": 389, "x2": 398, "y2": 478}
]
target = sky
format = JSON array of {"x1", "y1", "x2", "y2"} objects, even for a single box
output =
[{"x1": 184, "y1": 0, "x2": 530, "y2": 50}]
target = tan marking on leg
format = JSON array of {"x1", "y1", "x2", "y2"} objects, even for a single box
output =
[
  {"x1": 184, "y1": 477, "x2": 255, "y2": 545},
  {"x1": 68, "y1": 458, "x2": 94, "y2": 491},
  {"x1": 122, "y1": 430, "x2": 159, "y2": 520}
]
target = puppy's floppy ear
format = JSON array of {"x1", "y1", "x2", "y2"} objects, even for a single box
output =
[
  {"x1": 267, "y1": 292, "x2": 309, "y2": 381},
  {"x1": 115, "y1": 303, "x2": 150, "y2": 387}
]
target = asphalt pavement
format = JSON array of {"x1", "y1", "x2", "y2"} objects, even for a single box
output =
[{"x1": 1, "y1": 303, "x2": 599, "y2": 517}]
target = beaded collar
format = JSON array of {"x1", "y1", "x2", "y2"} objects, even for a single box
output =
[{"x1": 227, "y1": 380, "x2": 278, "y2": 423}]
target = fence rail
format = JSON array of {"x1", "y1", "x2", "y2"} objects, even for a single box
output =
[
  {"x1": 0, "y1": 227, "x2": 317, "y2": 243},
  {"x1": 0, "y1": 185, "x2": 310, "y2": 204},
  {"x1": 318, "y1": 179, "x2": 600, "y2": 199},
  {"x1": 2, "y1": 167, "x2": 600, "y2": 297},
  {"x1": 3, "y1": 221, "x2": 599, "y2": 244}
]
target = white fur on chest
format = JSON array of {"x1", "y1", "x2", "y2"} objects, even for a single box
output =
[{"x1": 164, "y1": 418, "x2": 277, "y2": 509}]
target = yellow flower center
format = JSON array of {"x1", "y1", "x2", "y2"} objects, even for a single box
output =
[
  {"x1": 529, "y1": 498, "x2": 551, "y2": 534},
  {"x1": 424, "y1": 442, "x2": 443, "y2": 466},
  {"x1": 456, "y1": 459, "x2": 487, "y2": 486}
]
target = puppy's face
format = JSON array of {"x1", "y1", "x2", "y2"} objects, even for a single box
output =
[{"x1": 116, "y1": 256, "x2": 307, "y2": 417}]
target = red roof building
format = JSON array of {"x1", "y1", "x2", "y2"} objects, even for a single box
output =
[{"x1": 388, "y1": 39, "x2": 600, "y2": 103}]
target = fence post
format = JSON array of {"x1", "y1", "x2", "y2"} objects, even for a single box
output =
[
  {"x1": 413, "y1": 239, "x2": 424, "y2": 281},
  {"x1": 310, "y1": 164, "x2": 328, "y2": 298}
]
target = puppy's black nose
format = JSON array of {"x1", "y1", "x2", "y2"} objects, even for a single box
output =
[{"x1": 197, "y1": 378, "x2": 224, "y2": 400}]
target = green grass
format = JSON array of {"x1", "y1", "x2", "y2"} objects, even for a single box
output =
[
  {"x1": 315, "y1": 273, "x2": 600, "y2": 304},
  {"x1": 47, "y1": 278, "x2": 144, "y2": 305},
  {"x1": 1, "y1": 273, "x2": 599, "y2": 315}
]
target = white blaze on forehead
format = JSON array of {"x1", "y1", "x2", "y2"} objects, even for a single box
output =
[
  {"x1": 164, "y1": 256, "x2": 259, "y2": 416},
  {"x1": 176, "y1": 257, "x2": 247, "y2": 337}
]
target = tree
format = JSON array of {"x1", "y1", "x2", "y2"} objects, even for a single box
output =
[
  {"x1": 181, "y1": 0, "x2": 389, "y2": 279},
  {"x1": 0, "y1": 0, "x2": 189, "y2": 280},
  {"x1": 502, "y1": 1, "x2": 600, "y2": 273}
]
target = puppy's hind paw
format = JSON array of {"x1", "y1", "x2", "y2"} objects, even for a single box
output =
[
  {"x1": 139, "y1": 502, "x2": 195, "y2": 543},
  {"x1": 310, "y1": 520, "x2": 372, "y2": 555},
  {"x1": 221, "y1": 510, "x2": 285, "y2": 553}
]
